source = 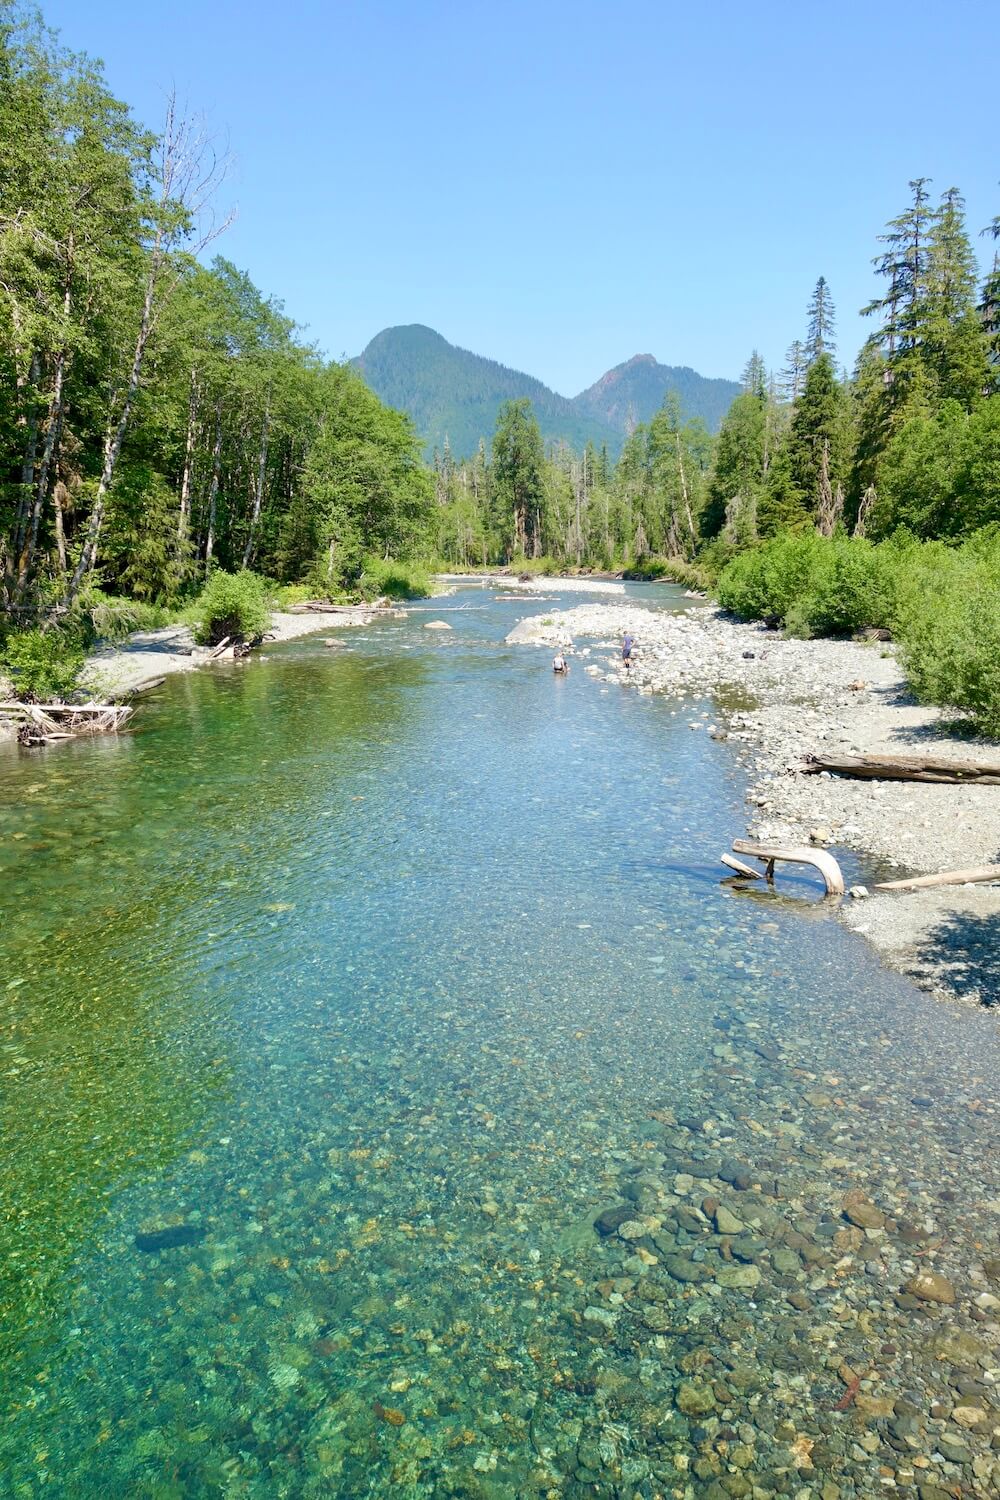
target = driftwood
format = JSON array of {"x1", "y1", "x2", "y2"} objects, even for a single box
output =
[
  {"x1": 873, "y1": 865, "x2": 1000, "y2": 893},
  {"x1": 731, "y1": 838, "x2": 845, "y2": 896},
  {"x1": 721, "y1": 853, "x2": 762, "y2": 879},
  {"x1": 803, "y1": 752, "x2": 1000, "y2": 786},
  {"x1": 289, "y1": 601, "x2": 383, "y2": 615},
  {"x1": 3, "y1": 700, "x2": 133, "y2": 746}
]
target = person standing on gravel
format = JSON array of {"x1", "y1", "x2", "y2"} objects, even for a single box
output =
[{"x1": 621, "y1": 632, "x2": 634, "y2": 671}]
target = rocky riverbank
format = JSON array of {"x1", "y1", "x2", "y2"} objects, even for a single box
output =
[{"x1": 507, "y1": 603, "x2": 1000, "y2": 1008}]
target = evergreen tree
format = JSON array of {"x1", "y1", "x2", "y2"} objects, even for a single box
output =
[
  {"x1": 780, "y1": 341, "x2": 807, "y2": 402},
  {"x1": 786, "y1": 354, "x2": 846, "y2": 515},
  {"x1": 979, "y1": 195, "x2": 1000, "y2": 390},
  {"x1": 491, "y1": 398, "x2": 544, "y2": 559},
  {"x1": 805, "y1": 277, "x2": 836, "y2": 364},
  {"x1": 923, "y1": 188, "x2": 989, "y2": 406}
]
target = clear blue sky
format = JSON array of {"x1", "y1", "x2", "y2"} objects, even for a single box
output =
[{"x1": 43, "y1": 0, "x2": 997, "y2": 393}]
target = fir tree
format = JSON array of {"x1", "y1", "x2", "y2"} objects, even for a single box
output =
[
  {"x1": 786, "y1": 354, "x2": 845, "y2": 514},
  {"x1": 805, "y1": 278, "x2": 836, "y2": 364},
  {"x1": 780, "y1": 341, "x2": 807, "y2": 402}
]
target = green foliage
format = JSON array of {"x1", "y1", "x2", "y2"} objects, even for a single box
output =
[
  {"x1": 357, "y1": 556, "x2": 433, "y2": 600},
  {"x1": 896, "y1": 533, "x2": 1000, "y2": 734},
  {"x1": 271, "y1": 582, "x2": 313, "y2": 610},
  {"x1": 298, "y1": 365, "x2": 433, "y2": 596},
  {"x1": 718, "y1": 527, "x2": 1000, "y2": 735},
  {"x1": 623, "y1": 556, "x2": 711, "y2": 590},
  {"x1": 718, "y1": 531, "x2": 829, "y2": 623},
  {"x1": 191, "y1": 569, "x2": 271, "y2": 645},
  {"x1": 874, "y1": 400, "x2": 1000, "y2": 538},
  {"x1": 0, "y1": 626, "x2": 85, "y2": 701},
  {"x1": 72, "y1": 586, "x2": 170, "y2": 643},
  {"x1": 491, "y1": 399, "x2": 545, "y2": 560}
]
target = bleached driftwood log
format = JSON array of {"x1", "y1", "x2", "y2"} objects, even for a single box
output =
[
  {"x1": 873, "y1": 865, "x2": 1000, "y2": 892},
  {"x1": 732, "y1": 838, "x2": 845, "y2": 896},
  {"x1": 803, "y1": 752, "x2": 1000, "y2": 785}
]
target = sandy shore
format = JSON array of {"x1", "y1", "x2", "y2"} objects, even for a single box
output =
[
  {"x1": 508, "y1": 602, "x2": 1000, "y2": 1009},
  {"x1": 76, "y1": 609, "x2": 351, "y2": 697}
]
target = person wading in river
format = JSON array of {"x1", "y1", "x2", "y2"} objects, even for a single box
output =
[{"x1": 552, "y1": 650, "x2": 569, "y2": 674}]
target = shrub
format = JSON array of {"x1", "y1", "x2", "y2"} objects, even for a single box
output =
[
  {"x1": 191, "y1": 570, "x2": 271, "y2": 645},
  {"x1": 718, "y1": 532, "x2": 828, "y2": 622},
  {"x1": 0, "y1": 627, "x2": 85, "y2": 702},
  {"x1": 358, "y1": 556, "x2": 433, "y2": 600},
  {"x1": 271, "y1": 582, "x2": 314, "y2": 611},
  {"x1": 799, "y1": 538, "x2": 899, "y2": 637},
  {"x1": 72, "y1": 587, "x2": 171, "y2": 644}
]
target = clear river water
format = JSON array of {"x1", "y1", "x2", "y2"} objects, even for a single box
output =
[{"x1": 2, "y1": 581, "x2": 1000, "y2": 1500}]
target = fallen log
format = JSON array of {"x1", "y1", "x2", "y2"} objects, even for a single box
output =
[
  {"x1": 732, "y1": 838, "x2": 845, "y2": 896},
  {"x1": 873, "y1": 865, "x2": 1000, "y2": 893},
  {"x1": 0, "y1": 700, "x2": 128, "y2": 715},
  {"x1": 721, "y1": 853, "x2": 763, "y2": 879},
  {"x1": 288, "y1": 601, "x2": 382, "y2": 614},
  {"x1": 803, "y1": 752, "x2": 1000, "y2": 785}
]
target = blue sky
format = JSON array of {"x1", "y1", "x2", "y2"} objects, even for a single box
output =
[{"x1": 43, "y1": 0, "x2": 997, "y2": 393}]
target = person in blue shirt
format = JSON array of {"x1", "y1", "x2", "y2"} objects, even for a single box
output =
[{"x1": 621, "y1": 633, "x2": 634, "y2": 670}]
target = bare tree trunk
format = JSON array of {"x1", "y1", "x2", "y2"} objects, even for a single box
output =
[
  {"x1": 242, "y1": 399, "x2": 270, "y2": 568},
  {"x1": 68, "y1": 262, "x2": 159, "y2": 598},
  {"x1": 16, "y1": 309, "x2": 71, "y2": 600},
  {"x1": 9, "y1": 352, "x2": 42, "y2": 581},
  {"x1": 204, "y1": 396, "x2": 223, "y2": 569},
  {"x1": 68, "y1": 95, "x2": 232, "y2": 602},
  {"x1": 177, "y1": 367, "x2": 198, "y2": 546},
  {"x1": 53, "y1": 480, "x2": 68, "y2": 579},
  {"x1": 675, "y1": 432, "x2": 697, "y2": 558}
]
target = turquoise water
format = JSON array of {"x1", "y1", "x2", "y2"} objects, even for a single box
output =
[{"x1": 2, "y1": 583, "x2": 1000, "y2": 1498}]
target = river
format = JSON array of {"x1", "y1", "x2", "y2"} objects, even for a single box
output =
[{"x1": 2, "y1": 581, "x2": 999, "y2": 1498}]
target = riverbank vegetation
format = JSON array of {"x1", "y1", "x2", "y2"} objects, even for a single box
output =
[
  {"x1": 2, "y1": 1, "x2": 999, "y2": 728},
  {"x1": 0, "y1": 5, "x2": 432, "y2": 684}
]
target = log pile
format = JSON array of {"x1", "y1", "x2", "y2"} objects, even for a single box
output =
[{"x1": 1, "y1": 700, "x2": 133, "y2": 746}]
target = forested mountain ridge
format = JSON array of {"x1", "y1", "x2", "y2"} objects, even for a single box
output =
[
  {"x1": 352, "y1": 325, "x2": 737, "y2": 459},
  {"x1": 352, "y1": 325, "x2": 618, "y2": 459},
  {"x1": 574, "y1": 354, "x2": 740, "y2": 439}
]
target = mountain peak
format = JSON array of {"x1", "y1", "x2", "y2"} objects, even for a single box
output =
[{"x1": 352, "y1": 326, "x2": 739, "y2": 458}]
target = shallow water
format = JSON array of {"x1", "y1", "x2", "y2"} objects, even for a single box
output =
[{"x1": 2, "y1": 583, "x2": 999, "y2": 1498}]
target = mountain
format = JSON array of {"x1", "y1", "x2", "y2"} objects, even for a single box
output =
[
  {"x1": 573, "y1": 353, "x2": 740, "y2": 439},
  {"x1": 352, "y1": 325, "x2": 617, "y2": 460},
  {"x1": 352, "y1": 325, "x2": 740, "y2": 459}
]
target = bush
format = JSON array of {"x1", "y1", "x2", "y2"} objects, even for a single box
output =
[
  {"x1": 271, "y1": 582, "x2": 314, "y2": 611},
  {"x1": 622, "y1": 557, "x2": 712, "y2": 590},
  {"x1": 357, "y1": 556, "x2": 433, "y2": 600},
  {"x1": 72, "y1": 587, "x2": 171, "y2": 644},
  {"x1": 718, "y1": 531, "x2": 828, "y2": 622},
  {"x1": 716, "y1": 523, "x2": 1000, "y2": 735},
  {"x1": 798, "y1": 538, "x2": 899, "y2": 637},
  {"x1": 191, "y1": 570, "x2": 271, "y2": 645},
  {"x1": 0, "y1": 627, "x2": 85, "y2": 702}
]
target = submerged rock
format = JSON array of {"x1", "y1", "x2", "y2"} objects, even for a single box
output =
[
  {"x1": 134, "y1": 1223, "x2": 206, "y2": 1253},
  {"x1": 904, "y1": 1270, "x2": 956, "y2": 1305}
]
